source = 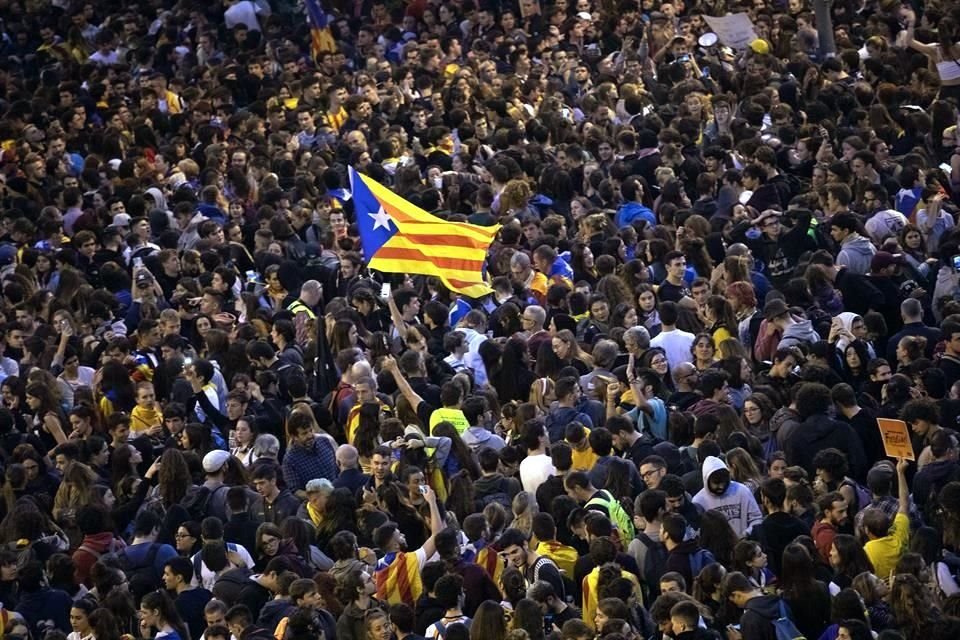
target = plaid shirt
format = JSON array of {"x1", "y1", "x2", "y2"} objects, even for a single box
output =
[
  {"x1": 854, "y1": 495, "x2": 922, "y2": 535},
  {"x1": 282, "y1": 436, "x2": 337, "y2": 492}
]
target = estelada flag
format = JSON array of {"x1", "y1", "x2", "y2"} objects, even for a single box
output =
[
  {"x1": 349, "y1": 167, "x2": 499, "y2": 298},
  {"x1": 305, "y1": 0, "x2": 337, "y2": 56}
]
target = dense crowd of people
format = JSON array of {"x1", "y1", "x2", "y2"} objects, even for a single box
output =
[{"x1": 3, "y1": 0, "x2": 960, "y2": 639}]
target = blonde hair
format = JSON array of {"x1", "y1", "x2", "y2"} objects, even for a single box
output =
[
  {"x1": 511, "y1": 491, "x2": 538, "y2": 537},
  {"x1": 500, "y1": 179, "x2": 533, "y2": 212},
  {"x1": 528, "y1": 378, "x2": 555, "y2": 414},
  {"x1": 54, "y1": 461, "x2": 101, "y2": 516}
]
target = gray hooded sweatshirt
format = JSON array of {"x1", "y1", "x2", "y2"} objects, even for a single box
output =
[
  {"x1": 691, "y1": 456, "x2": 763, "y2": 538},
  {"x1": 777, "y1": 319, "x2": 821, "y2": 350},
  {"x1": 836, "y1": 233, "x2": 876, "y2": 275}
]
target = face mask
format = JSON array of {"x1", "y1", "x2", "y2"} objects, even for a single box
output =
[{"x1": 431, "y1": 176, "x2": 443, "y2": 189}]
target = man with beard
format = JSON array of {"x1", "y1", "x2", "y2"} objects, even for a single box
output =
[
  {"x1": 692, "y1": 456, "x2": 762, "y2": 538},
  {"x1": 372, "y1": 484, "x2": 443, "y2": 606}
]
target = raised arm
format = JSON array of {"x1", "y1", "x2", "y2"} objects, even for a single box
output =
[
  {"x1": 902, "y1": 8, "x2": 937, "y2": 56},
  {"x1": 387, "y1": 292, "x2": 410, "y2": 340},
  {"x1": 897, "y1": 458, "x2": 910, "y2": 514},
  {"x1": 382, "y1": 356, "x2": 423, "y2": 414},
  {"x1": 419, "y1": 485, "x2": 444, "y2": 559}
]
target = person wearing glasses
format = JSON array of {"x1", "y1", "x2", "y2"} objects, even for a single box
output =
[{"x1": 175, "y1": 522, "x2": 202, "y2": 558}]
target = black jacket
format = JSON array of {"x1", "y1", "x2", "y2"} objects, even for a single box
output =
[
  {"x1": 885, "y1": 322, "x2": 941, "y2": 362},
  {"x1": 833, "y1": 268, "x2": 883, "y2": 317},
  {"x1": 750, "y1": 512, "x2": 809, "y2": 576},
  {"x1": 782, "y1": 583, "x2": 831, "y2": 640},
  {"x1": 784, "y1": 413, "x2": 867, "y2": 481},
  {"x1": 739, "y1": 595, "x2": 783, "y2": 640}
]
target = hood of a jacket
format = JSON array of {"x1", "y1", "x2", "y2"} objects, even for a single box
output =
[
  {"x1": 467, "y1": 427, "x2": 492, "y2": 444},
  {"x1": 618, "y1": 202, "x2": 653, "y2": 220},
  {"x1": 782, "y1": 319, "x2": 819, "y2": 342},
  {"x1": 701, "y1": 455, "x2": 729, "y2": 485},
  {"x1": 842, "y1": 234, "x2": 875, "y2": 256},
  {"x1": 80, "y1": 532, "x2": 120, "y2": 552},
  {"x1": 475, "y1": 473, "x2": 509, "y2": 492},
  {"x1": 799, "y1": 414, "x2": 846, "y2": 442},
  {"x1": 329, "y1": 558, "x2": 366, "y2": 582},
  {"x1": 745, "y1": 594, "x2": 784, "y2": 619}
]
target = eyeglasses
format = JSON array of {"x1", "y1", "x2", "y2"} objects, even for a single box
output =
[{"x1": 175, "y1": 532, "x2": 195, "y2": 539}]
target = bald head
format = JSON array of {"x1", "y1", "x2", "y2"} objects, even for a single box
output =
[
  {"x1": 337, "y1": 444, "x2": 359, "y2": 469},
  {"x1": 673, "y1": 362, "x2": 697, "y2": 389},
  {"x1": 348, "y1": 359, "x2": 372, "y2": 383}
]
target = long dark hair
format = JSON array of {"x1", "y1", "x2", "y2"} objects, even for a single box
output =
[
  {"x1": 833, "y1": 534, "x2": 874, "y2": 579},
  {"x1": 99, "y1": 361, "x2": 137, "y2": 412},
  {"x1": 353, "y1": 403, "x2": 381, "y2": 460},
  {"x1": 779, "y1": 543, "x2": 821, "y2": 597},
  {"x1": 699, "y1": 510, "x2": 738, "y2": 568},
  {"x1": 432, "y1": 421, "x2": 481, "y2": 479},
  {"x1": 496, "y1": 337, "x2": 533, "y2": 402},
  {"x1": 141, "y1": 590, "x2": 190, "y2": 640}
]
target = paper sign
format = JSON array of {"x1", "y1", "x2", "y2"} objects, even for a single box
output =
[
  {"x1": 703, "y1": 14, "x2": 759, "y2": 51},
  {"x1": 877, "y1": 418, "x2": 915, "y2": 461}
]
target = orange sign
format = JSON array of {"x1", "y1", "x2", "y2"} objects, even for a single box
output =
[{"x1": 877, "y1": 418, "x2": 915, "y2": 461}]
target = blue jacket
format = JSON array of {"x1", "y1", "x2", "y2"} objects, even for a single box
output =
[{"x1": 616, "y1": 202, "x2": 655, "y2": 228}]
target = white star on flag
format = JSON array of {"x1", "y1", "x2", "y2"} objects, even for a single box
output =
[{"x1": 369, "y1": 207, "x2": 393, "y2": 231}]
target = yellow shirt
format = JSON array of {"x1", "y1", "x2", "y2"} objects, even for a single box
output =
[
  {"x1": 582, "y1": 567, "x2": 641, "y2": 630},
  {"x1": 429, "y1": 407, "x2": 470, "y2": 435},
  {"x1": 569, "y1": 433, "x2": 598, "y2": 471},
  {"x1": 712, "y1": 326, "x2": 733, "y2": 349},
  {"x1": 864, "y1": 512, "x2": 910, "y2": 579}
]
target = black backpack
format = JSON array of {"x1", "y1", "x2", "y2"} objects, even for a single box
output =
[
  {"x1": 476, "y1": 478, "x2": 513, "y2": 511},
  {"x1": 211, "y1": 566, "x2": 254, "y2": 606},
  {"x1": 115, "y1": 543, "x2": 161, "y2": 607},
  {"x1": 181, "y1": 485, "x2": 227, "y2": 520},
  {"x1": 636, "y1": 533, "x2": 669, "y2": 602}
]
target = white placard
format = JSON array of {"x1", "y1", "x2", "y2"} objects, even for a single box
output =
[{"x1": 703, "y1": 14, "x2": 759, "y2": 51}]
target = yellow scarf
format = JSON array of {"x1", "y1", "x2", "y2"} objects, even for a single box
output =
[{"x1": 306, "y1": 502, "x2": 324, "y2": 529}]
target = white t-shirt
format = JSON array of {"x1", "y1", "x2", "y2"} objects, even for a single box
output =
[
  {"x1": 191, "y1": 542, "x2": 255, "y2": 590},
  {"x1": 519, "y1": 453, "x2": 555, "y2": 493},
  {"x1": 650, "y1": 328, "x2": 696, "y2": 371}
]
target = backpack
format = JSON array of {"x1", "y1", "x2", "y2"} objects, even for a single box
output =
[
  {"x1": 115, "y1": 543, "x2": 161, "y2": 607},
  {"x1": 476, "y1": 478, "x2": 513, "y2": 511},
  {"x1": 840, "y1": 478, "x2": 873, "y2": 515},
  {"x1": 431, "y1": 617, "x2": 473, "y2": 639},
  {"x1": 9, "y1": 540, "x2": 38, "y2": 571},
  {"x1": 211, "y1": 566, "x2": 254, "y2": 606},
  {"x1": 772, "y1": 599, "x2": 807, "y2": 640},
  {"x1": 586, "y1": 490, "x2": 636, "y2": 540},
  {"x1": 636, "y1": 533, "x2": 669, "y2": 602},
  {"x1": 77, "y1": 538, "x2": 120, "y2": 561},
  {"x1": 688, "y1": 548, "x2": 715, "y2": 578},
  {"x1": 181, "y1": 485, "x2": 227, "y2": 520},
  {"x1": 531, "y1": 556, "x2": 568, "y2": 602}
]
